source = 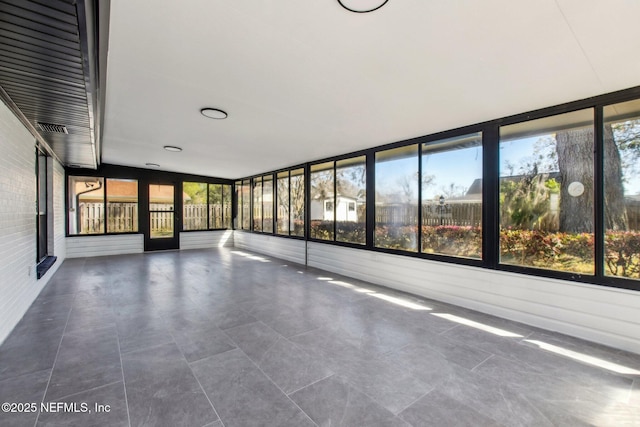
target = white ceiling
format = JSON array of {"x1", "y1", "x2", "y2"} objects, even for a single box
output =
[{"x1": 101, "y1": 0, "x2": 640, "y2": 179}]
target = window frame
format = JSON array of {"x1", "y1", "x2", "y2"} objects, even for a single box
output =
[
  {"x1": 233, "y1": 87, "x2": 640, "y2": 291},
  {"x1": 66, "y1": 164, "x2": 233, "y2": 237}
]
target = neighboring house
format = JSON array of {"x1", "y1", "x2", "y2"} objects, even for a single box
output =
[{"x1": 311, "y1": 194, "x2": 360, "y2": 222}]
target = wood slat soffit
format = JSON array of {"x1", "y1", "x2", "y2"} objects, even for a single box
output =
[{"x1": 0, "y1": 0, "x2": 102, "y2": 168}]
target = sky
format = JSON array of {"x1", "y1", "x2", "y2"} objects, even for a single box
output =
[{"x1": 375, "y1": 135, "x2": 640, "y2": 200}]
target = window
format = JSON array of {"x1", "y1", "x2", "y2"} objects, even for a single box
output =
[
  {"x1": 421, "y1": 133, "x2": 482, "y2": 258},
  {"x1": 68, "y1": 176, "x2": 105, "y2": 234},
  {"x1": 276, "y1": 171, "x2": 290, "y2": 235},
  {"x1": 253, "y1": 177, "x2": 263, "y2": 232},
  {"x1": 263, "y1": 175, "x2": 274, "y2": 233},
  {"x1": 290, "y1": 168, "x2": 305, "y2": 237},
  {"x1": 310, "y1": 162, "x2": 335, "y2": 240},
  {"x1": 375, "y1": 145, "x2": 419, "y2": 252},
  {"x1": 36, "y1": 151, "x2": 48, "y2": 261},
  {"x1": 183, "y1": 182, "x2": 232, "y2": 231},
  {"x1": 183, "y1": 182, "x2": 208, "y2": 230},
  {"x1": 604, "y1": 100, "x2": 640, "y2": 280},
  {"x1": 222, "y1": 184, "x2": 232, "y2": 229},
  {"x1": 325, "y1": 201, "x2": 334, "y2": 212},
  {"x1": 242, "y1": 179, "x2": 251, "y2": 230},
  {"x1": 336, "y1": 156, "x2": 366, "y2": 245},
  {"x1": 499, "y1": 109, "x2": 594, "y2": 274},
  {"x1": 107, "y1": 179, "x2": 138, "y2": 233},
  {"x1": 209, "y1": 184, "x2": 223, "y2": 229},
  {"x1": 235, "y1": 180, "x2": 243, "y2": 229},
  {"x1": 275, "y1": 168, "x2": 306, "y2": 237}
]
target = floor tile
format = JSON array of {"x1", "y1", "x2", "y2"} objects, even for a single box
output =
[
  {"x1": 122, "y1": 342, "x2": 218, "y2": 427},
  {"x1": 256, "y1": 336, "x2": 332, "y2": 394},
  {"x1": 2, "y1": 248, "x2": 639, "y2": 427},
  {"x1": 0, "y1": 369, "x2": 50, "y2": 427},
  {"x1": 399, "y1": 390, "x2": 502, "y2": 427},
  {"x1": 225, "y1": 321, "x2": 282, "y2": 362},
  {"x1": 191, "y1": 349, "x2": 314, "y2": 427},
  {"x1": 290, "y1": 375, "x2": 409, "y2": 427},
  {"x1": 45, "y1": 326, "x2": 122, "y2": 401},
  {"x1": 37, "y1": 381, "x2": 128, "y2": 427},
  {"x1": 171, "y1": 324, "x2": 236, "y2": 363}
]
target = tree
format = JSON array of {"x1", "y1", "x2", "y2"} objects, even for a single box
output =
[{"x1": 555, "y1": 125, "x2": 627, "y2": 233}]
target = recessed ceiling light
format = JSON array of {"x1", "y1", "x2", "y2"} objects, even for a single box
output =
[
  {"x1": 145, "y1": 163, "x2": 160, "y2": 168},
  {"x1": 163, "y1": 145, "x2": 182, "y2": 152},
  {"x1": 200, "y1": 108, "x2": 228, "y2": 119},
  {"x1": 338, "y1": 0, "x2": 388, "y2": 13}
]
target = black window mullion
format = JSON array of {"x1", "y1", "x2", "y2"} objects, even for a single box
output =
[
  {"x1": 305, "y1": 165, "x2": 310, "y2": 240},
  {"x1": 366, "y1": 152, "x2": 375, "y2": 248},
  {"x1": 207, "y1": 183, "x2": 211, "y2": 230},
  {"x1": 594, "y1": 107, "x2": 605, "y2": 278},
  {"x1": 288, "y1": 171, "x2": 292, "y2": 236},
  {"x1": 483, "y1": 126, "x2": 500, "y2": 268},
  {"x1": 333, "y1": 162, "x2": 337, "y2": 241},
  {"x1": 103, "y1": 178, "x2": 108, "y2": 234},
  {"x1": 418, "y1": 144, "x2": 423, "y2": 253}
]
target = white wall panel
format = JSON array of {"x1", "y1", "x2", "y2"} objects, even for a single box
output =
[
  {"x1": 307, "y1": 242, "x2": 640, "y2": 354},
  {"x1": 66, "y1": 234, "x2": 144, "y2": 258},
  {"x1": 234, "y1": 232, "x2": 306, "y2": 265},
  {"x1": 180, "y1": 230, "x2": 234, "y2": 250},
  {"x1": 0, "y1": 100, "x2": 64, "y2": 344}
]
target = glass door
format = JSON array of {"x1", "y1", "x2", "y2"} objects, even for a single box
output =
[{"x1": 145, "y1": 183, "x2": 179, "y2": 251}]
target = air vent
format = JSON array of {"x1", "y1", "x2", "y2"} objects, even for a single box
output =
[{"x1": 37, "y1": 122, "x2": 68, "y2": 134}]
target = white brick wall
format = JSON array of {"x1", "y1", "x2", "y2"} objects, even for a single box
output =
[
  {"x1": 0, "y1": 99, "x2": 65, "y2": 344},
  {"x1": 53, "y1": 159, "x2": 66, "y2": 258}
]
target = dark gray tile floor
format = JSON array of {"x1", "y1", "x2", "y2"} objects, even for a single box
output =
[{"x1": 0, "y1": 248, "x2": 639, "y2": 426}]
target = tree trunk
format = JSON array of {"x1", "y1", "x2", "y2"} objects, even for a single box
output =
[
  {"x1": 603, "y1": 124, "x2": 628, "y2": 230},
  {"x1": 556, "y1": 128, "x2": 594, "y2": 233},
  {"x1": 556, "y1": 126, "x2": 628, "y2": 233}
]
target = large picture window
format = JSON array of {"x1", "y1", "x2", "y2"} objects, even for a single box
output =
[
  {"x1": 183, "y1": 182, "x2": 208, "y2": 230},
  {"x1": 68, "y1": 176, "x2": 106, "y2": 235},
  {"x1": 276, "y1": 171, "x2": 290, "y2": 235},
  {"x1": 421, "y1": 133, "x2": 482, "y2": 258},
  {"x1": 499, "y1": 109, "x2": 595, "y2": 274},
  {"x1": 290, "y1": 168, "x2": 305, "y2": 237},
  {"x1": 107, "y1": 179, "x2": 139, "y2": 233},
  {"x1": 274, "y1": 168, "x2": 307, "y2": 237},
  {"x1": 242, "y1": 179, "x2": 251, "y2": 230},
  {"x1": 233, "y1": 89, "x2": 640, "y2": 291},
  {"x1": 263, "y1": 175, "x2": 274, "y2": 233},
  {"x1": 310, "y1": 162, "x2": 335, "y2": 240},
  {"x1": 336, "y1": 156, "x2": 366, "y2": 245},
  {"x1": 253, "y1": 177, "x2": 263, "y2": 232},
  {"x1": 375, "y1": 145, "x2": 419, "y2": 252},
  {"x1": 183, "y1": 182, "x2": 232, "y2": 231},
  {"x1": 604, "y1": 100, "x2": 640, "y2": 280}
]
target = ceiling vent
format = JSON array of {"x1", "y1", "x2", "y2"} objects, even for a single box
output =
[{"x1": 37, "y1": 122, "x2": 69, "y2": 134}]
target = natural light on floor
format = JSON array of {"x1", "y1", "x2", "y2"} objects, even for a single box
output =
[
  {"x1": 524, "y1": 340, "x2": 640, "y2": 376},
  {"x1": 230, "y1": 250, "x2": 271, "y2": 263},
  {"x1": 323, "y1": 278, "x2": 431, "y2": 310},
  {"x1": 431, "y1": 313, "x2": 524, "y2": 338}
]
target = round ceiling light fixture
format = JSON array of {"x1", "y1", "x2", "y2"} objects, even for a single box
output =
[
  {"x1": 337, "y1": 0, "x2": 388, "y2": 13},
  {"x1": 145, "y1": 162, "x2": 160, "y2": 168},
  {"x1": 163, "y1": 145, "x2": 182, "y2": 152},
  {"x1": 200, "y1": 108, "x2": 228, "y2": 119}
]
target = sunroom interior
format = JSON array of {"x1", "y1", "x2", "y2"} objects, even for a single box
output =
[{"x1": 1, "y1": 1, "x2": 640, "y2": 426}]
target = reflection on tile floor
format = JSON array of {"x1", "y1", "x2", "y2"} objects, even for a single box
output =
[{"x1": 0, "y1": 248, "x2": 638, "y2": 426}]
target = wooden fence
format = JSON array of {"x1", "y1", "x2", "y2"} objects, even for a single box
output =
[
  {"x1": 375, "y1": 202, "x2": 482, "y2": 227},
  {"x1": 78, "y1": 200, "x2": 640, "y2": 233},
  {"x1": 183, "y1": 204, "x2": 231, "y2": 230}
]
